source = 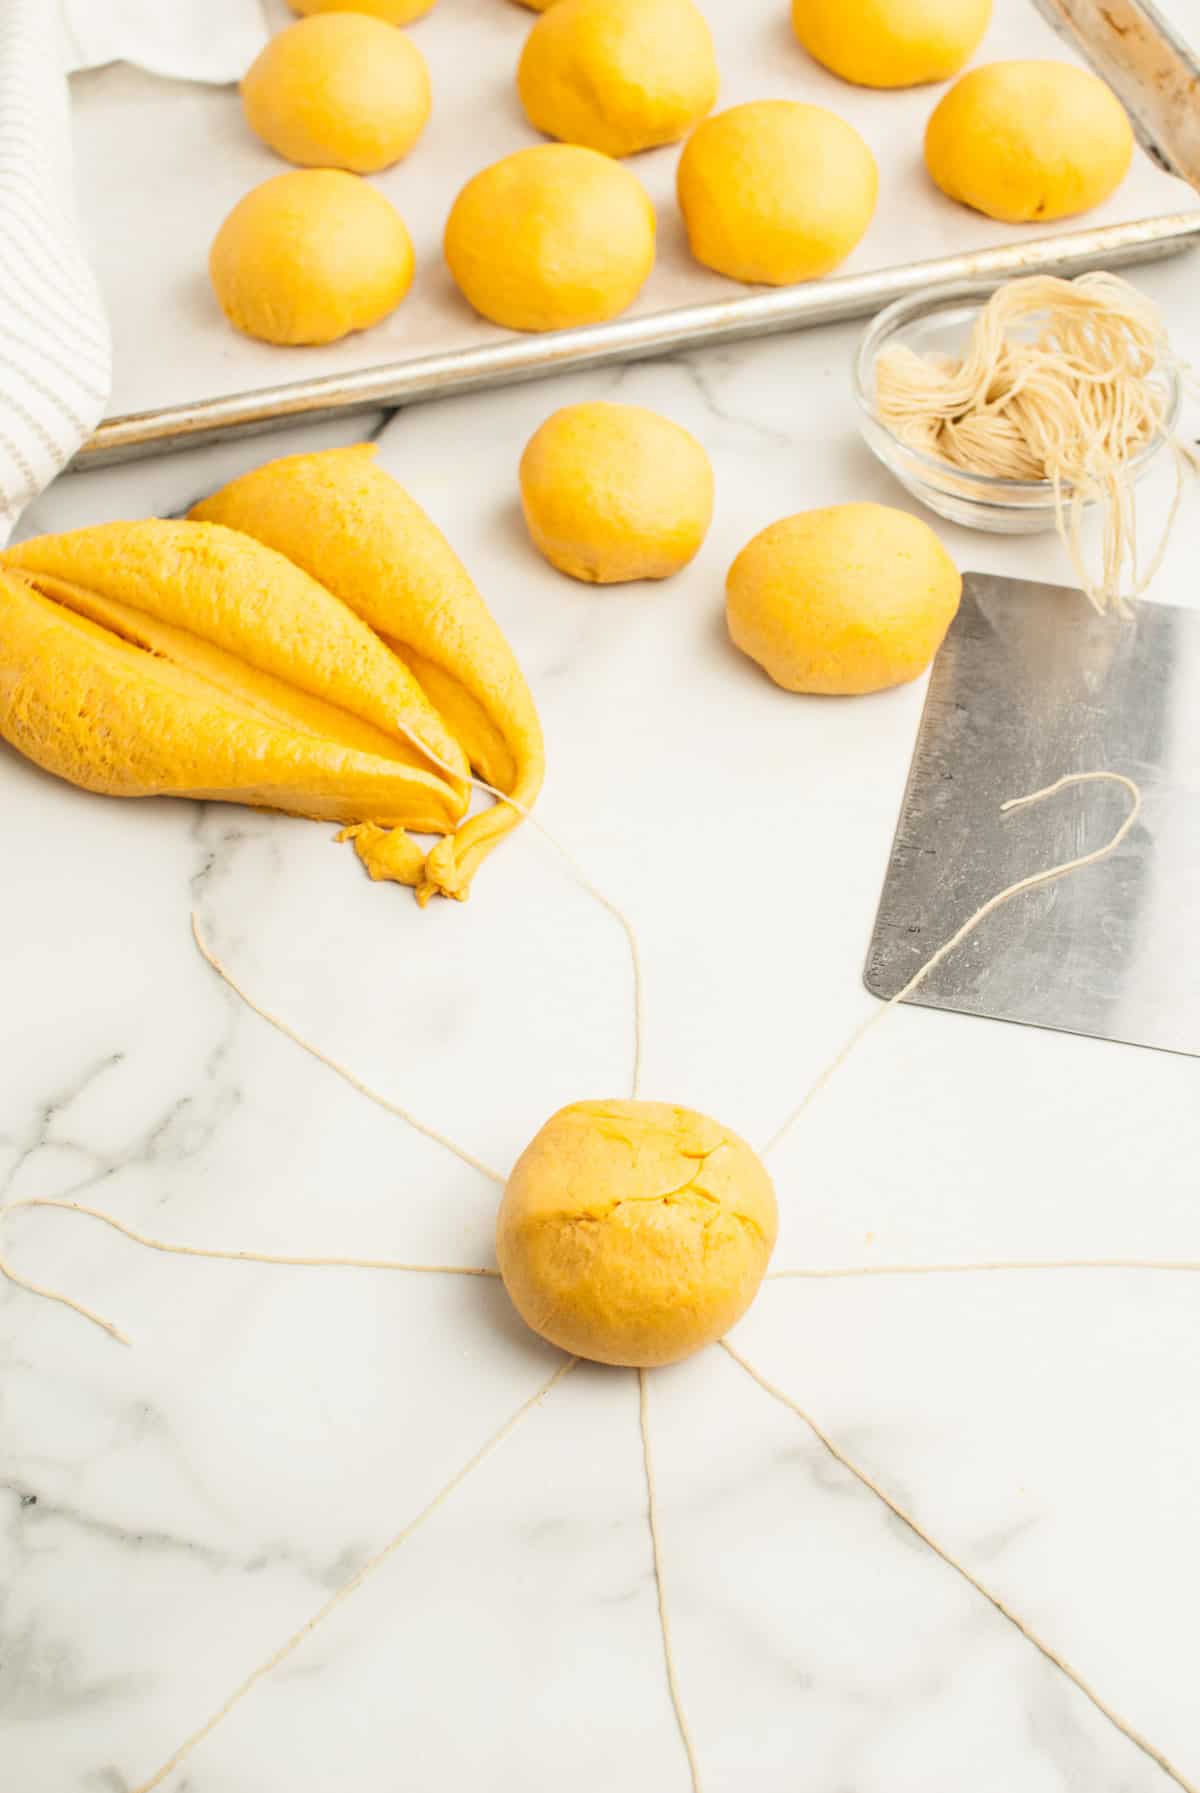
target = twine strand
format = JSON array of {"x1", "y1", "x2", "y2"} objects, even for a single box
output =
[
  {"x1": 763, "y1": 773, "x2": 1141, "y2": 1160},
  {"x1": 131, "y1": 1357, "x2": 576, "y2": 1793},
  {"x1": 470, "y1": 776, "x2": 645, "y2": 1099},
  {"x1": 768, "y1": 1257, "x2": 1200, "y2": 1281},
  {"x1": 638, "y1": 1368, "x2": 705, "y2": 1793},
  {"x1": 191, "y1": 913, "x2": 507, "y2": 1187},
  {"x1": 723, "y1": 1339, "x2": 1197, "y2": 1793}
]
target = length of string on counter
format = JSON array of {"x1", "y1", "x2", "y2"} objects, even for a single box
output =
[
  {"x1": 0, "y1": 1196, "x2": 500, "y2": 1347},
  {"x1": 129, "y1": 1357, "x2": 576, "y2": 1793},
  {"x1": 467, "y1": 772, "x2": 645, "y2": 1099},
  {"x1": 724, "y1": 1340, "x2": 1199, "y2": 1793},
  {"x1": 762, "y1": 772, "x2": 1142, "y2": 1161},
  {"x1": 192, "y1": 912, "x2": 508, "y2": 1185}
]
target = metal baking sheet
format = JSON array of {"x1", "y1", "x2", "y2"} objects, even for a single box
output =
[
  {"x1": 864, "y1": 575, "x2": 1200, "y2": 1057},
  {"x1": 68, "y1": 0, "x2": 1200, "y2": 469}
]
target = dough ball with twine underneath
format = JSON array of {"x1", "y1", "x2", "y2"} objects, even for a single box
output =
[
  {"x1": 872, "y1": 271, "x2": 1199, "y2": 614},
  {"x1": 497, "y1": 1101, "x2": 778, "y2": 1367},
  {"x1": 241, "y1": 14, "x2": 431, "y2": 175}
]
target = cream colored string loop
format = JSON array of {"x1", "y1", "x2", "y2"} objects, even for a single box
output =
[
  {"x1": 469, "y1": 775, "x2": 646, "y2": 1099},
  {"x1": 190, "y1": 912, "x2": 507, "y2": 1187},
  {"x1": 768, "y1": 1257, "x2": 1200, "y2": 1281},
  {"x1": 130, "y1": 1356, "x2": 576, "y2": 1793},
  {"x1": 638, "y1": 1369, "x2": 705, "y2": 1793},
  {"x1": 723, "y1": 1339, "x2": 1197, "y2": 1793},
  {"x1": 763, "y1": 772, "x2": 1142, "y2": 1161}
]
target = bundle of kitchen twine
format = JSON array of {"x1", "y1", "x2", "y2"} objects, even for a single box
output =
[{"x1": 874, "y1": 272, "x2": 1200, "y2": 616}]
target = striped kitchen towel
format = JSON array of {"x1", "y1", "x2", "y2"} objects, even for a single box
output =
[
  {"x1": 0, "y1": 0, "x2": 111, "y2": 543},
  {"x1": 0, "y1": 2, "x2": 271, "y2": 542}
]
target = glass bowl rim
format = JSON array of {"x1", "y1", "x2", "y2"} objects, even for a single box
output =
[{"x1": 853, "y1": 281, "x2": 1182, "y2": 500}]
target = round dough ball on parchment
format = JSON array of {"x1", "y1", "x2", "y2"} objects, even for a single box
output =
[
  {"x1": 210, "y1": 170, "x2": 414, "y2": 345},
  {"x1": 517, "y1": 0, "x2": 718, "y2": 158},
  {"x1": 289, "y1": 0, "x2": 437, "y2": 24},
  {"x1": 242, "y1": 14, "x2": 431, "y2": 173},
  {"x1": 497, "y1": 1101, "x2": 778, "y2": 1368},
  {"x1": 676, "y1": 100, "x2": 877, "y2": 285},
  {"x1": 444, "y1": 144, "x2": 655, "y2": 332},
  {"x1": 726, "y1": 503, "x2": 961, "y2": 695},
  {"x1": 519, "y1": 402, "x2": 714, "y2": 583},
  {"x1": 925, "y1": 60, "x2": 1134, "y2": 222},
  {"x1": 792, "y1": 0, "x2": 992, "y2": 88}
]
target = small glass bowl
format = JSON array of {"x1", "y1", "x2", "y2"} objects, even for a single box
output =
[{"x1": 853, "y1": 283, "x2": 1181, "y2": 535}]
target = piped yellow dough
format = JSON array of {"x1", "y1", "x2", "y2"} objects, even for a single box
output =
[
  {"x1": 726, "y1": 504, "x2": 961, "y2": 695},
  {"x1": 241, "y1": 14, "x2": 431, "y2": 174},
  {"x1": 792, "y1": 0, "x2": 991, "y2": 88},
  {"x1": 289, "y1": 0, "x2": 437, "y2": 23},
  {"x1": 0, "y1": 521, "x2": 468, "y2": 826},
  {"x1": 517, "y1": 0, "x2": 718, "y2": 158},
  {"x1": 191, "y1": 444, "x2": 545, "y2": 904},
  {"x1": 677, "y1": 101, "x2": 877, "y2": 285},
  {"x1": 497, "y1": 1101, "x2": 778, "y2": 1367},
  {"x1": 209, "y1": 170, "x2": 414, "y2": 345},
  {"x1": 520, "y1": 402, "x2": 713, "y2": 583},
  {"x1": 444, "y1": 144, "x2": 655, "y2": 332},
  {"x1": 925, "y1": 61, "x2": 1134, "y2": 222}
]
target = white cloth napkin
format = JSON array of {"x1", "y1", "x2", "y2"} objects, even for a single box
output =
[
  {"x1": 0, "y1": 2, "x2": 272, "y2": 541},
  {"x1": 0, "y1": 0, "x2": 111, "y2": 542},
  {"x1": 58, "y1": 0, "x2": 269, "y2": 85}
]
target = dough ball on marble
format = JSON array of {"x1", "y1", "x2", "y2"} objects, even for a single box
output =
[
  {"x1": 517, "y1": 0, "x2": 718, "y2": 158},
  {"x1": 444, "y1": 144, "x2": 655, "y2": 332},
  {"x1": 726, "y1": 503, "x2": 961, "y2": 695},
  {"x1": 210, "y1": 170, "x2": 414, "y2": 345},
  {"x1": 519, "y1": 402, "x2": 713, "y2": 583},
  {"x1": 242, "y1": 14, "x2": 431, "y2": 174},
  {"x1": 791, "y1": 0, "x2": 991, "y2": 88},
  {"x1": 925, "y1": 61, "x2": 1134, "y2": 222},
  {"x1": 497, "y1": 1101, "x2": 778, "y2": 1367},
  {"x1": 288, "y1": 0, "x2": 437, "y2": 24},
  {"x1": 676, "y1": 101, "x2": 877, "y2": 285}
]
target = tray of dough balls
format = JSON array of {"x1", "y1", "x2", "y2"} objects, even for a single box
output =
[{"x1": 70, "y1": 0, "x2": 1198, "y2": 451}]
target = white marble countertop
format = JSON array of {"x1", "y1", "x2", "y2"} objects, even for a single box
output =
[{"x1": 5, "y1": 13, "x2": 1200, "y2": 1793}]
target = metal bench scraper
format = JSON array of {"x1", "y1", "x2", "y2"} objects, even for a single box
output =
[{"x1": 864, "y1": 572, "x2": 1200, "y2": 1057}]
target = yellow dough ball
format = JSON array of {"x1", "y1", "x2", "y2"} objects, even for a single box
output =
[
  {"x1": 925, "y1": 61, "x2": 1134, "y2": 222},
  {"x1": 497, "y1": 1101, "x2": 778, "y2": 1368},
  {"x1": 519, "y1": 402, "x2": 713, "y2": 583},
  {"x1": 792, "y1": 0, "x2": 991, "y2": 88},
  {"x1": 288, "y1": 0, "x2": 436, "y2": 23},
  {"x1": 210, "y1": 170, "x2": 414, "y2": 346},
  {"x1": 444, "y1": 144, "x2": 655, "y2": 332},
  {"x1": 677, "y1": 101, "x2": 877, "y2": 285},
  {"x1": 241, "y1": 15, "x2": 431, "y2": 174},
  {"x1": 726, "y1": 504, "x2": 961, "y2": 695},
  {"x1": 517, "y1": 0, "x2": 718, "y2": 158}
]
